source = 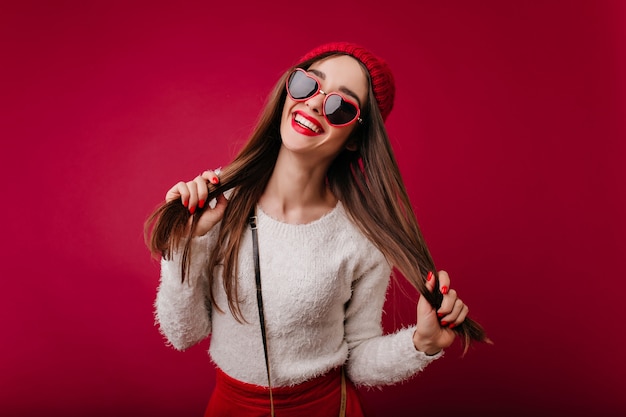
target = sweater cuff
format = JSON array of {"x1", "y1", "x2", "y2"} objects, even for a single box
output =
[{"x1": 400, "y1": 326, "x2": 444, "y2": 362}]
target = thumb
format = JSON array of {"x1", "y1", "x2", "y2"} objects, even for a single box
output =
[
  {"x1": 418, "y1": 271, "x2": 436, "y2": 315},
  {"x1": 212, "y1": 193, "x2": 228, "y2": 214},
  {"x1": 417, "y1": 271, "x2": 439, "y2": 326},
  {"x1": 417, "y1": 291, "x2": 437, "y2": 321},
  {"x1": 192, "y1": 193, "x2": 229, "y2": 237}
]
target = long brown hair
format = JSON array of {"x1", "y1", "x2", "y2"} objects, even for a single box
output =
[{"x1": 145, "y1": 53, "x2": 490, "y2": 353}]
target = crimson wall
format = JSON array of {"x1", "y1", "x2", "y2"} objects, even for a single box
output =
[{"x1": 1, "y1": 1, "x2": 624, "y2": 416}]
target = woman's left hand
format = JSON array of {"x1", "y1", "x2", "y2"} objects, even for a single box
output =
[{"x1": 413, "y1": 270, "x2": 469, "y2": 355}]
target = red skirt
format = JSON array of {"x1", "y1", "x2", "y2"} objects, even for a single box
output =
[{"x1": 205, "y1": 367, "x2": 365, "y2": 417}]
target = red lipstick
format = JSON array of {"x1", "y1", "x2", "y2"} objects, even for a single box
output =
[{"x1": 291, "y1": 111, "x2": 324, "y2": 136}]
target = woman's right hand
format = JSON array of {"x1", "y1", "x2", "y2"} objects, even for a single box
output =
[{"x1": 165, "y1": 169, "x2": 228, "y2": 237}]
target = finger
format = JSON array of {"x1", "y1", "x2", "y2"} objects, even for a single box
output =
[
  {"x1": 437, "y1": 288, "x2": 458, "y2": 318},
  {"x1": 165, "y1": 181, "x2": 190, "y2": 206},
  {"x1": 439, "y1": 296, "x2": 465, "y2": 325},
  {"x1": 424, "y1": 271, "x2": 436, "y2": 293},
  {"x1": 438, "y1": 270, "x2": 451, "y2": 295},
  {"x1": 186, "y1": 180, "x2": 200, "y2": 214},
  {"x1": 448, "y1": 304, "x2": 469, "y2": 329},
  {"x1": 194, "y1": 175, "x2": 210, "y2": 209},
  {"x1": 201, "y1": 169, "x2": 221, "y2": 185}
]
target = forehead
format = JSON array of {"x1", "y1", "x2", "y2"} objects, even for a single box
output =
[{"x1": 307, "y1": 55, "x2": 369, "y2": 101}]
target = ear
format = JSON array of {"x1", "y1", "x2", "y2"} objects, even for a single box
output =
[{"x1": 345, "y1": 140, "x2": 358, "y2": 151}]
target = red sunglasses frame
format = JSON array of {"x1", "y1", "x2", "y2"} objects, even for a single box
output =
[{"x1": 286, "y1": 68, "x2": 363, "y2": 127}]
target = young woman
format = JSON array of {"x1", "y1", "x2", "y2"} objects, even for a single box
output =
[{"x1": 146, "y1": 42, "x2": 489, "y2": 416}]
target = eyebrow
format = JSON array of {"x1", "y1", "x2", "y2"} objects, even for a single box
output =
[{"x1": 308, "y1": 69, "x2": 363, "y2": 108}]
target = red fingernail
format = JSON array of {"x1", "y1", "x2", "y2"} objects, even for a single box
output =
[
  {"x1": 441, "y1": 286, "x2": 449, "y2": 295},
  {"x1": 437, "y1": 312, "x2": 444, "y2": 318},
  {"x1": 210, "y1": 176, "x2": 219, "y2": 184},
  {"x1": 449, "y1": 323, "x2": 456, "y2": 329},
  {"x1": 426, "y1": 271, "x2": 433, "y2": 282},
  {"x1": 189, "y1": 206, "x2": 196, "y2": 214},
  {"x1": 198, "y1": 200, "x2": 205, "y2": 209},
  {"x1": 182, "y1": 200, "x2": 188, "y2": 207},
  {"x1": 440, "y1": 321, "x2": 448, "y2": 326}
]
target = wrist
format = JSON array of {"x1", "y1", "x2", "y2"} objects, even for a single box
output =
[{"x1": 412, "y1": 332, "x2": 441, "y2": 356}]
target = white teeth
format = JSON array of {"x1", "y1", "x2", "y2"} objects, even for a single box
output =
[{"x1": 294, "y1": 114, "x2": 321, "y2": 133}]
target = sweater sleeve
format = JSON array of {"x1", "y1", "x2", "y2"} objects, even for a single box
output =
[
  {"x1": 154, "y1": 228, "x2": 218, "y2": 351},
  {"x1": 344, "y1": 246, "x2": 443, "y2": 387}
]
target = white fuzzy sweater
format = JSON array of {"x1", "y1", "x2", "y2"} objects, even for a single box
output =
[{"x1": 155, "y1": 202, "x2": 442, "y2": 387}]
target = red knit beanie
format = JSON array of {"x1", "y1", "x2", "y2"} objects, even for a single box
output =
[{"x1": 301, "y1": 42, "x2": 395, "y2": 121}]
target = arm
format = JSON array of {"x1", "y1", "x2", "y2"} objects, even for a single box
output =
[
  {"x1": 154, "y1": 169, "x2": 227, "y2": 350},
  {"x1": 344, "y1": 248, "x2": 443, "y2": 387},
  {"x1": 154, "y1": 230, "x2": 217, "y2": 350}
]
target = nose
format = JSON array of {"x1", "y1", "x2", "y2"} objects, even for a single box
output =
[{"x1": 305, "y1": 89, "x2": 326, "y2": 115}]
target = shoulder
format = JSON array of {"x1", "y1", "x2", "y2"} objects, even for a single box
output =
[
  {"x1": 335, "y1": 203, "x2": 381, "y2": 248},
  {"x1": 334, "y1": 202, "x2": 391, "y2": 271}
]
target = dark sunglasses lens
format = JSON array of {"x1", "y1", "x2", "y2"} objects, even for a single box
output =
[
  {"x1": 324, "y1": 94, "x2": 358, "y2": 125},
  {"x1": 288, "y1": 71, "x2": 318, "y2": 100}
]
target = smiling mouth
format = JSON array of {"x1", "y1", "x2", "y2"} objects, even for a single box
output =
[{"x1": 294, "y1": 113, "x2": 322, "y2": 133}]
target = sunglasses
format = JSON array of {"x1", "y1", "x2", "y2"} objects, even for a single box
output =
[{"x1": 286, "y1": 68, "x2": 362, "y2": 127}]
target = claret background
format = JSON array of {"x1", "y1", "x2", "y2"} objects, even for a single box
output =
[{"x1": 1, "y1": 1, "x2": 624, "y2": 416}]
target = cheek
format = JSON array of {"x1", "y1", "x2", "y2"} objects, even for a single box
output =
[
  {"x1": 328, "y1": 126, "x2": 356, "y2": 148},
  {"x1": 279, "y1": 102, "x2": 291, "y2": 136},
  {"x1": 281, "y1": 97, "x2": 296, "y2": 116},
  {"x1": 280, "y1": 99, "x2": 295, "y2": 125}
]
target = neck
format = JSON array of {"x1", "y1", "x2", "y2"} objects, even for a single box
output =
[{"x1": 259, "y1": 148, "x2": 337, "y2": 224}]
